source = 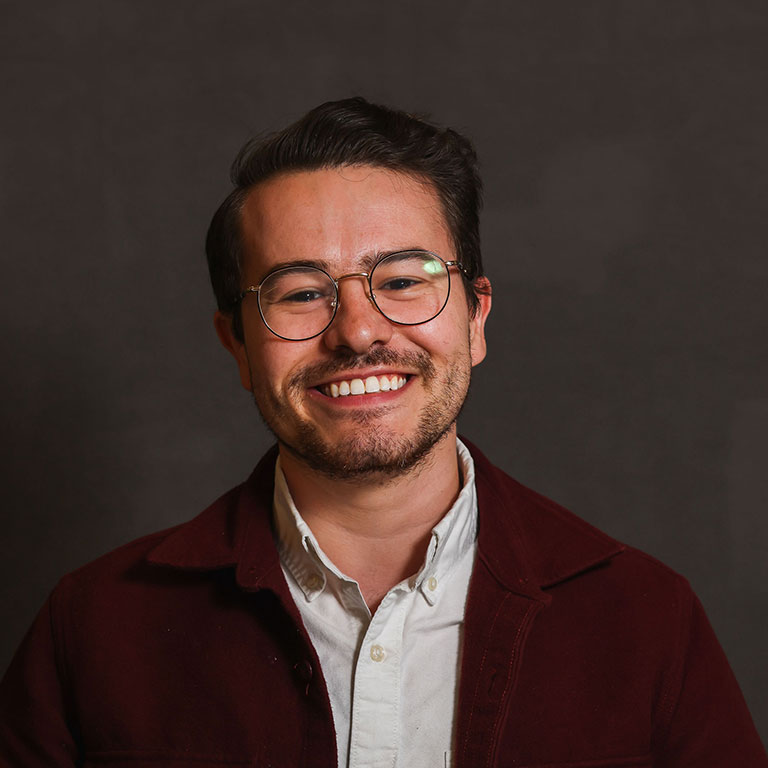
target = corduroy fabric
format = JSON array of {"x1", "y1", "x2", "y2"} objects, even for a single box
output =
[{"x1": 1, "y1": 441, "x2": 765, "y2": 767}]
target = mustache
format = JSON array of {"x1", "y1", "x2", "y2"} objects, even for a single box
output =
[{"x1": 288, "y1": 348, "x2": 436, "y2": 391}]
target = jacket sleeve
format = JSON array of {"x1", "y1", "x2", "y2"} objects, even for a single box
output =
[
  {"x1": 653, "y1": 584, "x2": 768, "y2": 766},
  {"x1": 0, "y1": 590, "x2": 80, "y2": 767}
]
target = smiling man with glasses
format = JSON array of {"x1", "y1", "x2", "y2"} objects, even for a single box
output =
[{"x1": 1, "y1": 98, "x2": 765, "y2": 767}]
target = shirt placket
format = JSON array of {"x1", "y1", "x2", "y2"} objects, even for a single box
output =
[{"x1": 348, "y1": 588, "x2": 410, "y2": 768}]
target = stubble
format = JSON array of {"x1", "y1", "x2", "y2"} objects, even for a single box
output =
[{"x1": 250, "y1": 345, "x2": 472, "y2": 482}]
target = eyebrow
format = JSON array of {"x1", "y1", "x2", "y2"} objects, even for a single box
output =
[{"x1": 260, "y1": 247, "x2": 430, "y2": 279}]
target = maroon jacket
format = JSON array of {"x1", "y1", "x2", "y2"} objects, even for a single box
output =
[{"x1": 1, "y1": 442, "x2": 765, "y2": 767}]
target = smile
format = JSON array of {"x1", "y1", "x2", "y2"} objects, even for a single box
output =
[{"x1": 319, "y1": 373, "x2": 408, "y2": 398}]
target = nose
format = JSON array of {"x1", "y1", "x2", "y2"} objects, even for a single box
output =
[{"x1": 321, "y1": 274, "x2": 394, "y2": 354}]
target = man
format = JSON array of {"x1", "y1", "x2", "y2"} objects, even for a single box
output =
[{"x1": 1, "y1": 98, "x2": 765, "y2": 767}]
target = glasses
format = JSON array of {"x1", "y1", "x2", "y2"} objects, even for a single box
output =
[{"x1": 236, "y1": 250, "x2": 465, "y2": 341}]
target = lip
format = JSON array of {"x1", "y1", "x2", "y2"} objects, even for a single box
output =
[
  {"x1": 306, "y1": 374, "x2": 414, "y2": 406},
  {"x1": 309, "y1": 368, "x2": 414, "y2": 389}
]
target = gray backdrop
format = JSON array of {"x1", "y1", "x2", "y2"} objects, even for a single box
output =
[{"x1": 2, "y1": 0, "x2": 767, "y2": 745}]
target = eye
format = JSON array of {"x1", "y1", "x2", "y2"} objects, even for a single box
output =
[
  {"x1": 281, "y1": 288, "x2": 326, "y2": 303},
  {"x1": 260, "y1": 268, "x2": 335, "y2": 309},
  {"x1": 379, "y1": 276, "x2": 422, "y2": 291}
]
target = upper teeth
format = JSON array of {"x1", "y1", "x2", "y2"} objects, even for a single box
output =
[{"x1": 324, "y1": 375, "x2": 407, "y2": 398}]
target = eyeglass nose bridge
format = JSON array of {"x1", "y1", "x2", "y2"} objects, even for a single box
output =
[{"x1": 329, "y1": 271, "x2": 376, "y2": 310}]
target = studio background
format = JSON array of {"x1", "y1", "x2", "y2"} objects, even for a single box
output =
[{"x1": 2, "y1": 0, "x2": 767, "y2": 744}]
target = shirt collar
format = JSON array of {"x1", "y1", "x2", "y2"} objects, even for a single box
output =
[
  {"x1": 272, "y1": 438, "x2": 478, "y2": 607},
  {"x1": 145, "y1": 439, "x2": 624, "y2": 601}
]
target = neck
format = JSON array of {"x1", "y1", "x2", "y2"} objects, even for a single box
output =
[{"x1": 278, "y1": 430, "x2": 462, "y2": 611}]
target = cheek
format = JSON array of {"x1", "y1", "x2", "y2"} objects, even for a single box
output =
[
  {"x1": 249, "y1": 340, "x2": 318, "y2": 392},
  {"x1": 242, "y1": 338, "x2": 281, "y2": 389},
  {"x1": 409, "y1": 321, "x2": 472, "y2": 367},
  {"x1": 432, "y1": 307, "x2": 473, "y2": 350}
]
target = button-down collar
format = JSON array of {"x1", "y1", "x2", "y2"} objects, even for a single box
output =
[
  {"x1": 272, "y1": 439, "x2": 478, "y2": 608},
  {"x1": 146, "y1": 438, "x2": 625, "y2": 598}
]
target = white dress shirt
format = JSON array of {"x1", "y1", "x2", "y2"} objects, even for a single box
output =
[{"x1": 273, "y1": 439, "x2": 478, "y2": 768}]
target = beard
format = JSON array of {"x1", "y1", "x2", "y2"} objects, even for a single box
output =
[{"x1": 249, "y1": 345, "x2": 471, "y2": 482}]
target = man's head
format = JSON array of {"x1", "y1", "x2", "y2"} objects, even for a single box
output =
[
  {"x1": 206, "y1": 97, "x2": 487, "y2": 342},
  {"x1": 208, "y1": 99, "x2": 491, "y2": 481}
]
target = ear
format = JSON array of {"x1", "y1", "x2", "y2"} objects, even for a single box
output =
[
  {"x1": 468, "y1": 277, "x2": 492, "y2": 367},
  {"x1": 213, "y1": 311, "x2": 253, "y2": 391}
]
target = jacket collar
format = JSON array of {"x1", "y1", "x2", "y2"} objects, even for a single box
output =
[
  {"x1": 146, "y1": 446, "x2": 283, "y2": 591},
  {"x1": 146, "y1": 441, "x2": 625, "y2": 596},
  {"x1": 464, "y1": 438, "x2": 625, "y2": 600}
]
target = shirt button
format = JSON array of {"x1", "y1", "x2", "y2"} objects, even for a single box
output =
[
  {"x1": 427, "y1": 576, "x2": 438, "y2": 591},
  {"x1": 306, "y1": 573, "x2": 323, "y2": 591},
  {"x1": 370, "y1": 644, "x2": 386, "y2": 663}
]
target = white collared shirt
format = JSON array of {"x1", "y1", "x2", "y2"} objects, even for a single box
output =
[{"x1": 273, "y1": 439, "x2": 478, "y2": 768}]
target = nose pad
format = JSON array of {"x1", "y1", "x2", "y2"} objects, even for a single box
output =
[
  {"x1": 333, "y1": 285, "x2": 381, "y2": 317},
  {"x1": 331, "y1": 273, "x2": 379, "y2": 314},
  {"x1": 323, "y1": 275, "x2": 392, "y2": 352},
  {"x1": 330, "y1": 294, "x2": 375, "y2": 311}
]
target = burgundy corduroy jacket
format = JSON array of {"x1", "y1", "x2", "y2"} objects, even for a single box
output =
[{"x1": 1, "y1": 442, "x2": 766, "y2": 767}]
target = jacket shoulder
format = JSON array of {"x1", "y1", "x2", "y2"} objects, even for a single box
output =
[
  {"x1": 57, "y1": 483, "x2": 244, "y2": 595},
  {"x1": 466, "y1": 438, "x2": 692, "y2": 596},
  {"x1": 512, "y1": 471, "x2": 691, "y2": 590}
]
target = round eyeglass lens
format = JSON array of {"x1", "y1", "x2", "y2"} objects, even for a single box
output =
[
  {"x1": 371, "y1": 251, "x2": 450, "y2": 325},
  {"x1": 258, "y1": 266, "x2": 336, "y2": 340}
]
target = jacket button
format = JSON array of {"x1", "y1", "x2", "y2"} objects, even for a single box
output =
[{"x1": 294, "y1": 660, "x2": 313, "y2": 682}]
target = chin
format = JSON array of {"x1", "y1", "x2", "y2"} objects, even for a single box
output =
[
  {"x1": 277, "y1": 417, "x2": 456, "y2": 482},
  {"x1": 253, "y1": 353, "x2": 470, "y2": 481}
]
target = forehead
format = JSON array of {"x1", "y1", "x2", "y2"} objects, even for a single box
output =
[{"x1": 238, "y1": 166, "x2": 453, "y2": 277}]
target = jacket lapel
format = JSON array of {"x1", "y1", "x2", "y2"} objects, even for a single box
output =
[
  {"x1": 146, "y1": 441, "x2": 625, "y2": 767},
  {"x1": 456, "y1": 441, "x2": 625, "y2": 767},
  {"x1": 146, "y1": 447, "x2": 338, "y2": 768}
]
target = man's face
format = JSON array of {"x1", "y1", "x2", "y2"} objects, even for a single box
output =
[{"x1": 216, "y1": 166, "x2": 491, "y2": 480}]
